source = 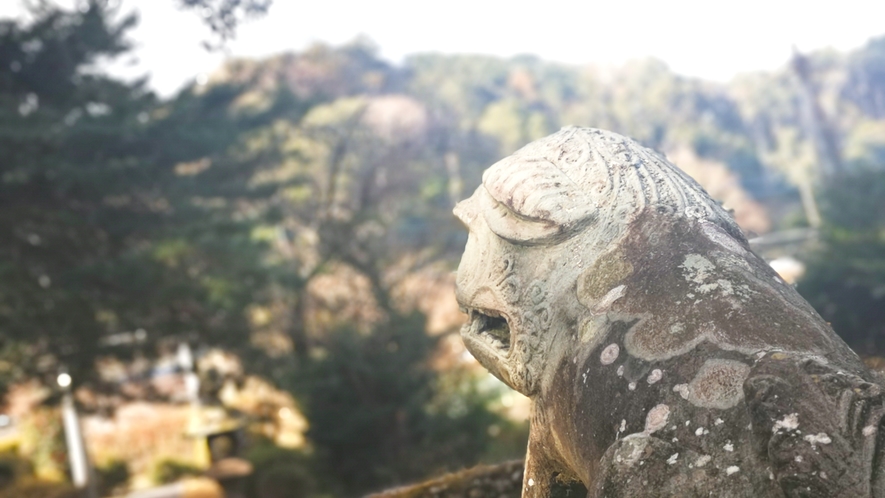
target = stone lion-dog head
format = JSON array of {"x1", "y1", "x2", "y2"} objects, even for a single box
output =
[{"x1": 454, "y1": 127, "x2": 742, "y2": 396}]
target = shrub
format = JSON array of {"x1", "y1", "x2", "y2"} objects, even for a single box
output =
[{"x1": 150, "y1": 458, "x2": 202, "y2": 485}]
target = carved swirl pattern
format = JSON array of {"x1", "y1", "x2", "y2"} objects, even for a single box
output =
[
  {"x1": 496, "y1": 254, "x2": 522, "y2": 305},
  {"x1": 481, "y1": 127, "x2": 742, "y2": 244}
]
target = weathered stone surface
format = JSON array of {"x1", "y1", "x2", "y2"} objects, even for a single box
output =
[{"x1": 453, "y1": 127, "x2": 885, "y2": 497}]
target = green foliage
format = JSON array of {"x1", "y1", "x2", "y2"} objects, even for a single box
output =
[
  {"x1": 798, "y1": 169, "x2": 885, "y2": 354},
  {"x1": 255, "y1": 464, "x2": 316, "y2": 498},
  {"x1": 0, "y1": 453, "x2": 32, "y2": 490},
  {"x1": 0, "y1": 1, "x2": 304, "y2": 389},
  {"x1": 244, "y1": 442, "x2": 317, "y2": 498},
  {"x1": 285, "y1": 312, "x2": 507, "y2": 495},
  {"x1": 177, "y1": 0, "x2": 272, "y2": 47},
  {"x1": 476, "y1": 98, "x2": 552, "y2": 154},
  {"x1": 1, "y1": 8, "x2": 503, "y2": 491},
  {"x1": 844, "y1": 119, "x2": 885, "y2": 168},
  {"x1": 844, "y1": 36, "x2": 885, "y2": 119},
  {"x1": 0, "y1": 0, "x2": 147, "y2": 385},
  {"x1": 17, "y1": 409, "x2": 67, "y2": 483},
  {"x1": 150, "y1": 458, "x2": 202, "y2": 485},
  {"x1": 0, "y1": 479, "x2": 77, "y2": 498},
  {"x1": 405, "y1": 54, "x2": 511, "y2": 124},
  {"x1": 0, "y1": 453, "x2": 79, "y2": 498},
  {"x1": 95, "y1": 458, "x2": 129, "y2": 496}
]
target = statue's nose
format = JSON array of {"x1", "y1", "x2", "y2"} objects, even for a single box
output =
[
  {"x1": 453, "y1": 193, "x2": 480, "y2": 229},
  {"x1": 454, "y1": 238, "x2": 478, "y2": 300},
  {"x1": 454, "y1": 280, "x2": 470, "y2": 307},
  {"x1": 454, "y1": 231, "x2": 486, "y2": 308}
]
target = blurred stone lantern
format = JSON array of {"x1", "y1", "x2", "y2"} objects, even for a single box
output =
[
  {"x1": 185, "y1": 406, "x2": 246, "y2": 465},
  {"x1": 122, "y1": 408, "x2": 252, "y2": 498},
  {"x1": 184, "y1": 396, "x2": 253, "y2": 498},
  {"x1": 177, "y1": 344, "x2": 254, "y2": 498}
]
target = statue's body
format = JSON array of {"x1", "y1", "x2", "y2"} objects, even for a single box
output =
[{"x1": 454, "y1": 127, "x2": 885, "y2": 497}]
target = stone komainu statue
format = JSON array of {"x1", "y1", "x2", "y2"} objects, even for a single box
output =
[{"x1": 454, "y1": 127, "x2": 885, "y2": 497}]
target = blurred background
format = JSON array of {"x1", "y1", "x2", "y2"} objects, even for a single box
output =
[{"x1": 0, "y1": 1, "x2": 884, "y2": 497}]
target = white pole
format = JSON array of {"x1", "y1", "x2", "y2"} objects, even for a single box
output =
[
  {"x1": 61, "y1": 391, "x2": 88, "y2": 488},
  {"x1": 58, "y1": 372, "x2": 96, "y2": 497}
]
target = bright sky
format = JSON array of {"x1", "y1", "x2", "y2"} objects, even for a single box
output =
[{"x1": 3, "y1": 1, "x2": 885, "y2": 96}]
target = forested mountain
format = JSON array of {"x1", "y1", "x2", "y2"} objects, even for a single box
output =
[
  {"x1": 2, "y1": 2, "x2": 885, "y2": 495},
  {"x1": 218, "y1": 35, "x2": 884, "y2": 229}
]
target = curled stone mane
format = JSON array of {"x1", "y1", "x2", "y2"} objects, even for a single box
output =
[{"x1": 481, "y1": 126, "x2": 744, "y2": 244}]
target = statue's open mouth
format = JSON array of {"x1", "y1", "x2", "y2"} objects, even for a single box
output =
[{"x1": 462, "y1": 307, "x2": 511, "y2": 351}]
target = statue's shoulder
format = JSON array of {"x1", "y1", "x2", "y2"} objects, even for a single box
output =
[
  {"x1": 592, "y1": 432, "x2": 780, "y2": 498},
  {"x1": 744, "y1": 351, "x2": 885, "y2": 497}
]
